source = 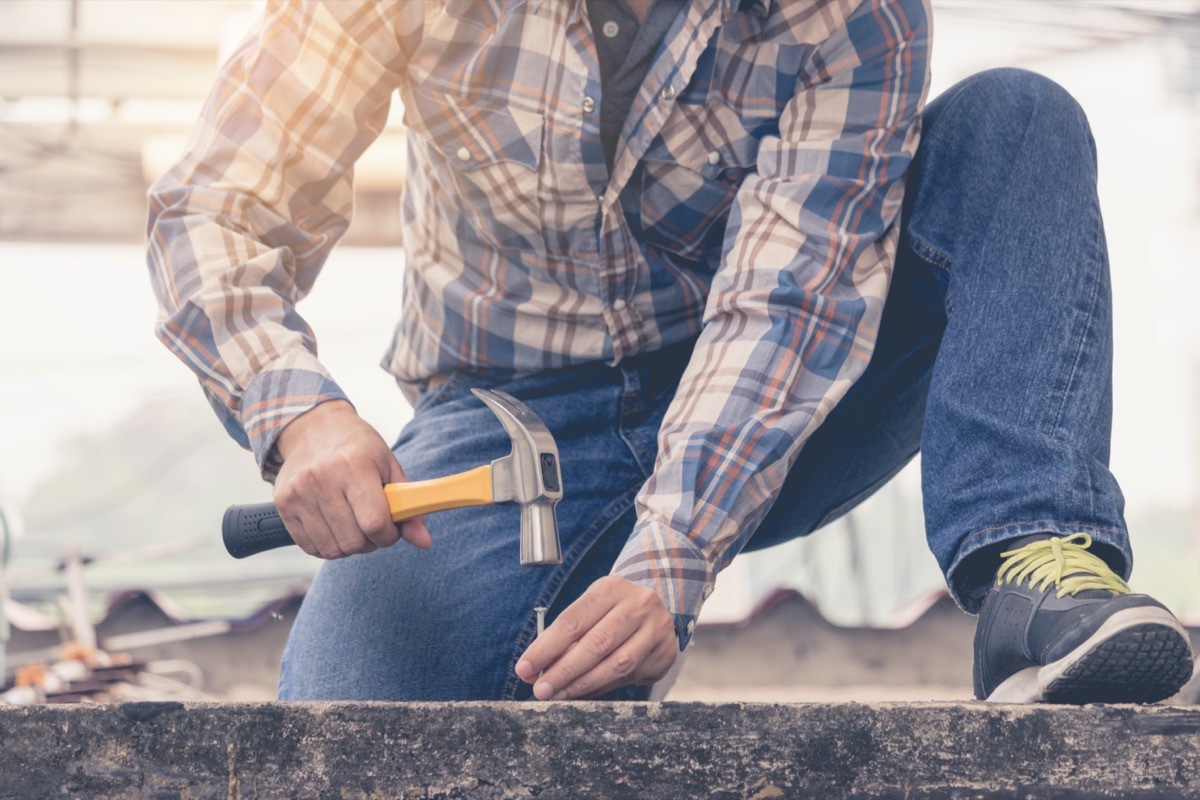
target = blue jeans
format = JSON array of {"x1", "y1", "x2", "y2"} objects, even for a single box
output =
[{"x1": 279, "y1": 69, "x2": 1131, "y2": 701}]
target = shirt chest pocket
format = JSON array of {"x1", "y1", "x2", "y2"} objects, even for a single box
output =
[
  {"x1": 408, "y1": 89, "x2": 546, "y2": 254},
  {"x1": 638, "y1": 102, "x2": 774, "y2": 264}
]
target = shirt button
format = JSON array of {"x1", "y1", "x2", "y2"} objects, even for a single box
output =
[
  {"x1": 686, "y1": 620, "x2": 696, "y2": 635},
  {"x1": 707, "y1": 151, "x2": 720, "y2": 166},
  {"x1": 660, "y1": 84, "x2": 675, "y2": 101},
  {"x1": 582, "y1": 96, "x2": 596, "y2": 114},
  {"x1": 602, "y1": 20, "x2": 619, "y2": 38},
  {"x1": 455, "y1": 146, "x2": 470, "y2": 162},
  {"x1": 612, "y1": 298, "x2": 627, "y2": 311}
]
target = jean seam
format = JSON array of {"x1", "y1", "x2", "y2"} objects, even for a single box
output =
[
  {"x1": 1048, "y1": 204, "x2": 1103, "y2": 441},
  {"x1": 905, "y1": 235, "x2": 955, "y2": 314},
  {"x1": 908, "y1": 235, "x2": 952, "y2": 272},
  {"x1": 617, "y1": 393, "x2": 657, "y2": 480},
  {"x1": 960, "y1": 518, "x2": 1126, "y2": 543},
  {"x1": 499, "y1": 487, "x2": 642, "y2": 699},
  {"x1": 411, "y1": 372, "x2": 467, "y2": 415}
]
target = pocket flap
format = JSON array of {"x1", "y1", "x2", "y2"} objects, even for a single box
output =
[{"x1": 409, "y1": 90, "x2": 542, "y2": 172}]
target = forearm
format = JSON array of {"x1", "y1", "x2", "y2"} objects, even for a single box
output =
[
  {"x1": 612, "y1": 0, "x2": 931, "y2": 648},
  {"x1": 146, "y1": 0, "x2": 419, "y2": 473}
]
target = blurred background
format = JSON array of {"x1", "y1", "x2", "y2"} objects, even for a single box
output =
[{"x1": 1, "y1": 0, "x2": 1198, "y2": 701}]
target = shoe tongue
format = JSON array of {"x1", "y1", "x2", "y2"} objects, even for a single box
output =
[{"x1": 1005, "y1": 534, "x2": 1123, "y2": 597}]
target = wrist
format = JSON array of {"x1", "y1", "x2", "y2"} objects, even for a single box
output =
[{"x1": 275, "y1": 399, "x2": 357, "y2": 461}]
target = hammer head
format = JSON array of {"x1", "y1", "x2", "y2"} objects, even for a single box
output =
[{"x1": 472, "y1": 389, "x2": 563, "y2": 566}]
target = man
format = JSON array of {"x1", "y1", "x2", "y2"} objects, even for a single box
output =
[{"x1": 148, "y1": 0, "x2": 1194, "y2": 703}]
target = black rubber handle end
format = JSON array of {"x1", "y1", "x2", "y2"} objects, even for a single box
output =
[{"x1": 223, "y1": 502, "x2": 295, "y2": 558}]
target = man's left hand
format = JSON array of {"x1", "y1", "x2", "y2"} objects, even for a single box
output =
[{"x1": 515, "y1": 576, "x2": 677, "y2": 700}]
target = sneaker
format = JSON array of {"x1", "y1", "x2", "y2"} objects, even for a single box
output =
[{"x1": 973, "y1": 533, "x2": 1194, "y2": 703}]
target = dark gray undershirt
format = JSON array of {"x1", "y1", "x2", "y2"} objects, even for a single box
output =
[{"x1": 586, "y1": 0, "x2": 689, "y2": 172}]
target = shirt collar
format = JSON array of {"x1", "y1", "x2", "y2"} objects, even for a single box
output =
[
  {"x1": 722, "y1": 0, "x2": 770, "y2": 22},
  {"x1": 553, "y1": 0, "x2": 768, "y2": 29}
]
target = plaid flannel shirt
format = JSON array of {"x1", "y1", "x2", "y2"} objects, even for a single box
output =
[{"x1": 147, "y1": 0, "x2": 930, "y2": 648}]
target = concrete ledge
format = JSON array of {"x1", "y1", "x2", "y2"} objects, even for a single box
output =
[{"x1": 2, "y1": 701, "x2": 1199, "y2": 799}]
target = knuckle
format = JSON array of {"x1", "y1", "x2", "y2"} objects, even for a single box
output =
[
  {"x1": 291, "y1": 460, "x2": 322, "y2": 483},
  {"x1": 559, "y1": 613, "x2": 586, "y2": 639},
  {"x1": 273, "y1": 482, "x2": 300, "y2": 507},
  {"x1": 373, "y1": 525, "x2": 402, "y2": 547},
  {"x1": 346, "y1": 541, "x2": 375, "y2": 556},
  {"x1": 312, "y1": 466, "x2": 341, "y2": 491},
  {"x1": 595, "y1": 578, "x2": 624, "y2": 597},
  {"x1": 612, "y1": 650, "x2": 638, "y2": 678},
  {"x1": 339, "y1": 531, "x2": 375, "y2": 555},
  {"x1": 590, "y1": 575, "x2": 619, "y2": 599},
  {"x1": 291, "y1": 473, "x2": 323, "y2": 499},
  {"x1": 585, "y1": 628, "x2": 613, "y2": 657},
  {"x1": 552, "y1": 662, "x2": 578, "y2": 687},
  {"x1": 315, "y1": 536, "x2": 347, "y2": 560},
  {"x1": 358, "y1": 510, "x2": 390, "y2": 537}
]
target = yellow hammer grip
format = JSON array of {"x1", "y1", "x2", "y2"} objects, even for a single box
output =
[{"x1": 384, "y1": 464, "x2": 494, "y2": 522}]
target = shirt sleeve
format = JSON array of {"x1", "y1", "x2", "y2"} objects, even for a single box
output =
[
  {"x1": 145, "y1": 0, "x2": 422, "y2": 478},
  {"x1": 612, "y1": 0, "x2": 931, "y2": 648}
]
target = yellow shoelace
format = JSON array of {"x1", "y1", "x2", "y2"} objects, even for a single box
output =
[{"x1": 996, "y1": 533, "x2": 1131, "y2": 598}]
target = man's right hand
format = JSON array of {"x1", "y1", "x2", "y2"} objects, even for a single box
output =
[{"x1": 272, "y1": 399, "x2": 433, "y2": 559}]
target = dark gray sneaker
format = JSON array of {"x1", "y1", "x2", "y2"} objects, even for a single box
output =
[{"x1": 973, "y1": 533, "x2": 1194, "y2": 703}]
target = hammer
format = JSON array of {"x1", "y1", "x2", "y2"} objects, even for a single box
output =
[{"x1": 221, "y1": 388, "x2": 564, "y2": 566}]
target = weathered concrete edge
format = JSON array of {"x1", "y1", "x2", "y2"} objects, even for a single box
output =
[{"x1": 2, "y1": 701, "x2": 1199, "y2": 799}]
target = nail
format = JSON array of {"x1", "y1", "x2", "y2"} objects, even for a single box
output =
[
  {"x1": 516, "y1": 659, "x2": 533, "y2": 680},
  {"x1": 534, "y1": 680, "x2": 554, "y2": 700},
  {"x1": 534, "y1": 607, "x2": 547, "y2": 679}
]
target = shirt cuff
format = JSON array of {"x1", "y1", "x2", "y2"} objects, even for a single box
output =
[
  {"x1": 610, "y1": 520, "x2": 715, "y2": 651},
  {"x1": 239, "y1": 352, "x2": 350, "y2": 481}
]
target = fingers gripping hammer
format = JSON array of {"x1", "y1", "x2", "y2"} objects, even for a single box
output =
[{"x1": 221, "y1": 389, "x2": 564, "y2": 567}]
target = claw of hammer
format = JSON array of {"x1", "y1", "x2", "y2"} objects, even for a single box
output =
[{"x1": 470, "y1": 389, "x2": 563, "y2": 566}]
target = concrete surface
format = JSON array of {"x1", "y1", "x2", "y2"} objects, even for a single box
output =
[{"x1": 2, "y1": 701, "x2": 1199, "y2": 799}]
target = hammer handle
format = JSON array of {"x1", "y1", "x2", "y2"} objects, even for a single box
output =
[
  {"x1": 222, "y1": 465, "x2": 495, "y2": 558},
  {"x1": 384, "y1": 464, "x2": 494, "y2": 520}
]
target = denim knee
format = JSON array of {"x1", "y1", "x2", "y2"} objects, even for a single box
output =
[{"x1": 946, "y1": 67, "x2": 1096, "y2": 165}]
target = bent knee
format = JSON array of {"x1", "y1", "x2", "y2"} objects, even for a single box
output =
[
  {"x1": 958, "y1": 68, "x2": 1087, "y2": 127},
  {"x1": 939, "y1": 68, "x2": 1095, "y2": 162}
]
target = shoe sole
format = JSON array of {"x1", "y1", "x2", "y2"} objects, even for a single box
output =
[{"x1": 986, "y1": 606, "x2": 1195, "y2": 704}]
